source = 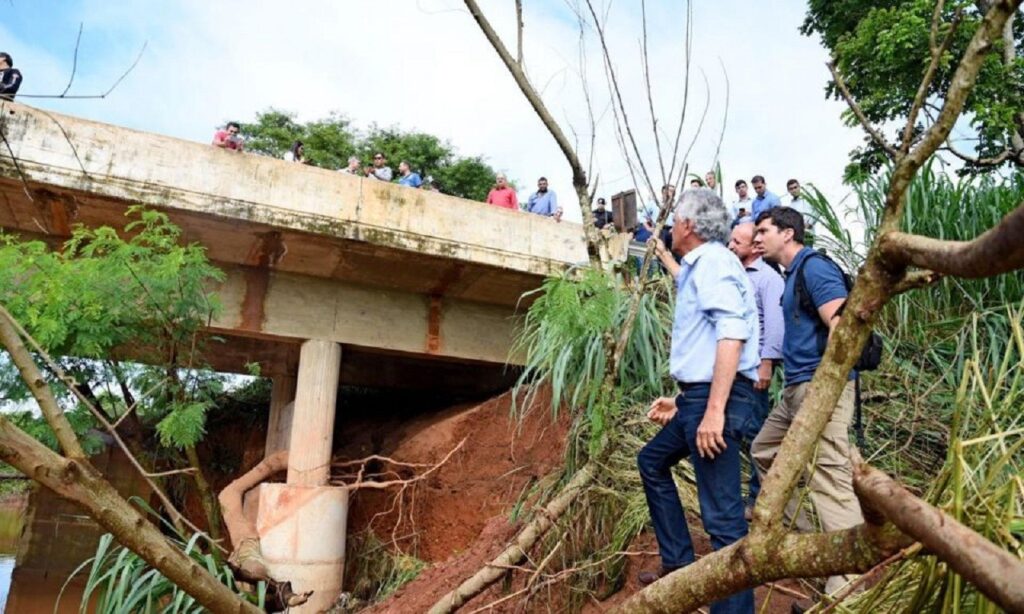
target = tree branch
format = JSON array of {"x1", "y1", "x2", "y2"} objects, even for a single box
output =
[
  {"x1": 853, "y1": 459, "x2": 1024, "y2": 612},
  {"x1": 889, "y1": 268, "x2": 942, "y2": 295},
  {"x1": 827, "y1": 61, "x2": 899, "y2": 159},
  {"x1": 900, "y1": 2, "x2": 963, "y2": 154},
  {"x1": 879, "y1": 200, "x2": 1024, "y2": 278},
  {"x1": 0, "y1": 305, "x2": 86, "y2": 459}
]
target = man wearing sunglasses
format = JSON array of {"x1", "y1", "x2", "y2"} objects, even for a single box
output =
[{"x1": 366, "y1": 152, "x2": 393, "y2": 181}]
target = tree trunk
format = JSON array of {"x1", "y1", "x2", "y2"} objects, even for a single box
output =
[
  {"x1": 185, "y1": 443, "x2": 224, "y2": 551},
  {"x1": 0, "y1": 414, "x2": 260, "y2": 613}
]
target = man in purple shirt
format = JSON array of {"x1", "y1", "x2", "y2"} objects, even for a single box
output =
[{"x1": 728, "y1": 222, "x2": 784, "y2": 517}]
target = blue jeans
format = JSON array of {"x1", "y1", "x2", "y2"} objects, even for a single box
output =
[
  {"x1": 746, "y1": 388, "x2": 771, "y2": 505},
  {"x1": 637, "y1": 379, "x2": 756, "y2": 614}
]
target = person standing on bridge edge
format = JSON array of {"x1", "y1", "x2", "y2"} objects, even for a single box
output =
[
  {"x1": 366, "y1": 152, "x2": 393, "y2": 181},
  {"x1": 397, "y1": 161, "x2": 422, "y2": 188},
  {"x1": 0, "y1": 53, "x2": 22, "y2": 101},
  {"x1": 527, "y1": 177, "x2": 562, "y2": 221},
  {"x1": 637, "y1": 188, "x2": 758, "y2": 614},
  {"x1": 212, "y1": 122, "x2": 244, "y2": 152},
  {"x1": 486, "y1": 173, "x2": 519, "y2": 210}
]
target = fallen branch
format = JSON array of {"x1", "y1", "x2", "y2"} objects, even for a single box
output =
[
  {"x1": 427, "y1": 462, "x2": 595, "y2": 614},
  {"x1": 853, "y1": 458, "x2": 1024, "y2": 612}
]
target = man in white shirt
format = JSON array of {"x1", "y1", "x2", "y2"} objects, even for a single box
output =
[
  {"x1": 730, "y1": 179, "x2": 754, "y2": 227},
  {"x1": 786, "y1": 179, "x2": 817, "y2": 244}
]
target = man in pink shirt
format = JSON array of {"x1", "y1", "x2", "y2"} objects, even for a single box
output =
[
  {"x1": 486, "y1": 174, "x2": 519, "y2": 210},
  {"x1": 212, "y1": 122, "x2": 244, "y2": 152}
]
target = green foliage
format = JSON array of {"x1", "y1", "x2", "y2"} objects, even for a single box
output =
[
  {"x1": 0, "y1": 207, "x2": 228, "y2": 456},
  {"x1": 835, "y1": 307, "x2": 1024, "y2": 613},
  {"x1": 802, "y1": 0, "x2": 1024, "y2": 176},
  {"x1": 7, "y1": 409, "x2": 105, "y2": 456},
  {"x1": 0, "y1": 207, "x2": 223, "y2": 364},
  {"x1": 344, "y1": 531, "x2": 427, "y2": 606},
  {"x1": 63, "y1": 504, "x2": 265, "y2": 613},
  {"x1": 238, "y1": 109, "x2": 498, "y2": 200},
  {"x1": 512, "y1": 269, "x2": 672, "y2": 442}
]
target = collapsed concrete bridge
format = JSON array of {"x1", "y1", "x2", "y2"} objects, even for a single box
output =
[{"x1": 0, "y1": 102, "x2": 590, "y2": 610}]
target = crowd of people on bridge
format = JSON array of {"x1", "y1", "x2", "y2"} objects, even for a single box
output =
[{"x1": 634, "y1": 186, "x2": 859, "y2": 614}]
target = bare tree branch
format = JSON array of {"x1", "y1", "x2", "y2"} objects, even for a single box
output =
[
  {"x1": 60, "y1": 23, "x2": 84, "y2": 98},
  {"x1": 827, "y1": 61, "x2": 899, "y2": 159},
  {"x1": 18, "y1": 42, "x2": 148, "y2": 100},
  {"x1": 583, "y1": 0, "x2": 657, "y2": 201},
  {"x1": 639, "y1": 0, "x2": 667, "y2": 184},
  {"x1": 515, "y1": 0, "x2": 524, "y2": 67},
  {"x1": 666, "y1": 0, "x2": 694, "y2": 182},
  {"x1": 900, "y1": 3, "x2": 963, "y2": 155}
]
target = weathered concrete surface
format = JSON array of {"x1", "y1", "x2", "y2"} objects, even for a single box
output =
[
  {"x1": 0, "y1": 102, "x2": 589, "y2": 381},
  {"x1": 257, "y1": 483, "x2": 349, "y2": 613}
]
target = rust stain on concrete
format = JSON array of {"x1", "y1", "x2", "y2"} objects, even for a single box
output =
[
  {"x1": 240, "y1": 231, "x2": 286, "y2": 332},
  {"x1": 426, "y1": 296, "x2": 443, "y2": 354}
]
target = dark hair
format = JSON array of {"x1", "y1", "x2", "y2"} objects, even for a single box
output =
[
  {"x1": 597, "y1": 197, "x2": 606, "y2": 204},
  {"x1": 289, "y1": 140, "x2": 303, "y2": 155},
  {"x1": 787, "y1": 178, "x2": 799, "y2": 188},
  {"x1": 538, "y1": 176, "x2": 548, "y2": 182},
  {"x1": 735, "y1": 179, "x2": 747, "y2": 188},
  {"x1": 751, "y1": 174, "x2": 766, "y2": 184},
  {"x1": 662, "y1": 183, "x2": 674, "y2": 191},
  {"x1": 0, "y1": 53, "x2": 11, "y2": 67},
  {"x1": 226, "y1": 121, "x2": 240, "y2": 130},
  {"x1": 756, "y1": 206, "x2": 805, "y2": 244}
]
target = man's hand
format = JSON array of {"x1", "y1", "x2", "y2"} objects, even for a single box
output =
[
  {"x1": 696, "y1": 408, "x2": 727, "y2": 459},
  {"x1": 755, "y1": 359, "x2": 773, "y2": 390},
  {"x1": 647, "y1": 397, "x2": 677, "y2": 427}
]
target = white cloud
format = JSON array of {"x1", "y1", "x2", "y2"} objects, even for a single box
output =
[{"x1": 4, "y1": 0, "x2": 866, "y2": 223}]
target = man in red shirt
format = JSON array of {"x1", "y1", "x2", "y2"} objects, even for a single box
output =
[
  {"x1": 212, "y1": 122, "x2": 244, "y2": 152},
  {"x1": 485, "y1": 174, "x2": 519, "y2": 210}
]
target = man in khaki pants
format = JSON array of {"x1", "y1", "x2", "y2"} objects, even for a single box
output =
[{"x1": 751, "y1": 207, "x2": 862, "y2": 608}]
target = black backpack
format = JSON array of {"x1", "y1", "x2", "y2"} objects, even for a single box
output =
[
  {"x1": 794, "y1": 251, "x2": 884, "y2": 372},
  {"x1": 794, "y1": 251, "x2": 882, "y2": 449}
]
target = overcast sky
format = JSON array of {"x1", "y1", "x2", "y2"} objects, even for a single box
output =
[{"x1": 2, "y1": 1, "x2": 869, "y2": 223}]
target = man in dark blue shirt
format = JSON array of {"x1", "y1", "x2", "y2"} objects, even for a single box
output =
[
  {"x1": 750, "y1": 207, "x2": 863, "y2": 601},
  {"x1": 0, "y1": 53, "x2": 23, "y2": 101}
]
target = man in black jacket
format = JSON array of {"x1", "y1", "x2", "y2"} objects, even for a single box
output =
[{"x1": 0, "y1": 53, "x2": 23, "y2": 101}]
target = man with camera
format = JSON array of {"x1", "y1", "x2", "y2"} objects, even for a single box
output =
[{"x1": 212, "y1": 122, "x2": 245, "y2": 152}]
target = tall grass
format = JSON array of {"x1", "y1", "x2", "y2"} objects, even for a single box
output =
[
  {"x1": 835, "y1": 305, "x2": 1024, "y2": 613},
  {"x1": 60, "y1": 500, "x2": 264, "y2": 614}
]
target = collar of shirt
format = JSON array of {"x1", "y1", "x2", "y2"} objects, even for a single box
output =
[
  {"x1": 744, "y1": 256, "x2": 769, "y2": 273},
  {"x1": 681, "y1": 241, "x2": 714, "y2": 268}
]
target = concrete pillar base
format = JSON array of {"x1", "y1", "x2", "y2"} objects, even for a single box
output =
[{"x1": 257, "y1": 483, "x2": 349, "y2": 613}]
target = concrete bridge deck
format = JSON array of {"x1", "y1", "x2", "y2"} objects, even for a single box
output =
[{"x1": 0, "y1": 102, "x2": 590, "y2": 389}]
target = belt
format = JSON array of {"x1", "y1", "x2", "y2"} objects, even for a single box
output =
[{"x1": 677, "y1": 378, "x2": 754, "y2": 393}]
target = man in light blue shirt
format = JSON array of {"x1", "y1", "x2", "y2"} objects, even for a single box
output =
[
  {"x1": 637, "y1": 188, "x2": 757, "y2": 614},
  {"x1": 396, "y1": 161, "x2": 423, "y2": 188},
  {"x1": 750, "y1": 174, "x2": 781, "y2": 220},
  {"x1": 526, "y1": 177, "x2": 562, "y2": 220}
]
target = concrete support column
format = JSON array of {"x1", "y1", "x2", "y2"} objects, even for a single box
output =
[
  {"x1": 259, "y1": 339, "x2": 346, "y2": 612},
  {"x1": 287, "y1": 340, "x2": 342, "y2": 485},
  {"x1": 264, "y1": 375, "x2": 297, "y2": 457}
]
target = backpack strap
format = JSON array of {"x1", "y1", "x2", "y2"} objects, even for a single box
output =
[{"x1": 794, "y1": 251, "x2": 851, "y2": 327}]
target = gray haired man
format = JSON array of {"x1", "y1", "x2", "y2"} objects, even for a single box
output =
[{"x1": 637, "y1": 188, "x2": 758, "y2": 614}]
